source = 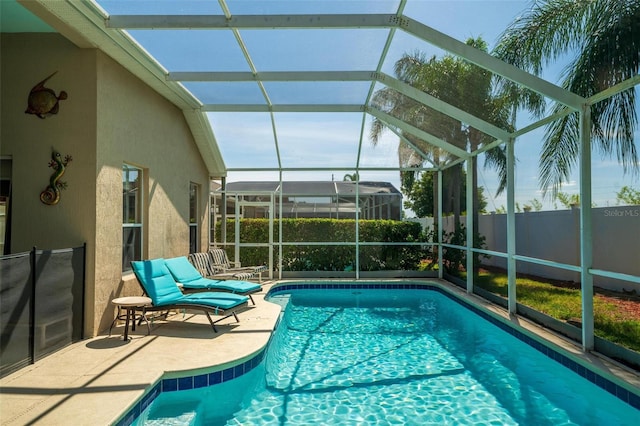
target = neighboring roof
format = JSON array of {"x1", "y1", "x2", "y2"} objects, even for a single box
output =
[{"x1": 223, "y1": 181, "x2": 401, "y2": 196}]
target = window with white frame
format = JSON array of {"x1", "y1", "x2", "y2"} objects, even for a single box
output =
[
  {"x1": 189, "y1": 182, "x2": 198, "y2": 254},
  {"x1": 123, "y1": 164, "x2": 143, "y2": 271}
]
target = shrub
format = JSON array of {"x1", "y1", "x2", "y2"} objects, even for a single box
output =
[
  {"x1": 215, "y1": 218, "x2": 430, "y2": 271},
  {"x1": 441, "y1": 223, "x2": 488, "y2": 275}
]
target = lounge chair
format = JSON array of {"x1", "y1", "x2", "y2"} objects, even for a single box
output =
[
  {"x1": 164, "y1": 256, "x2": 261, "y2": 304},
  {"x1": 188, "y1": 252, "x2": 256, "y2": 282},
  {"x1": 208, "y1": 248, "x2": 268, "y2": 282},
  {"x1": 131, "y1": 259, "x2": 249, "y2": 332}
]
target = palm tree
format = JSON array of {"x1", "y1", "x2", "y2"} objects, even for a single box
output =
[
  {"x1": 370, "y1": 50, "x2": 468, "y2": 223},
  {"x1": 370, "y1": 38, "x2": 516, "y2": 274},
  {"x1": 370, "y1": 38, "x2": 515, "y2": 222},
  {"x1": 494, "y1": 0, "x2": 640, "y2": 197}
]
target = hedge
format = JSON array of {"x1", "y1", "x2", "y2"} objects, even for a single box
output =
[{"x1": 214, "y1": 218, "x2": 430, "y2": 271}]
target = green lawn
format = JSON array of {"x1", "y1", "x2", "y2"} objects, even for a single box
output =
[{"x1": 472, "y1": 271, "x2": 640, "y2": 352}]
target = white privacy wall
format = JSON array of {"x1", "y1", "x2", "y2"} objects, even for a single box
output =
[{"x1": 443, "y1": 206, "x2": 640, "y2": 292}]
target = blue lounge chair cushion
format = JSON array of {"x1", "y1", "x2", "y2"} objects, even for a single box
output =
[
  {"x1": 202, "y1": 280, "x2": 260, "y2": 294},
  {"x1": 132, "y1": 259, "x2": 249, "y2": 308},
  {"x1": 181, "y1": 292, "x2": 249, "y2": 309},
  {"x1": 165, "y1": 256, "x2": 260, "y2": 294},
  {"x1": 164, "y1": 256, "x2": 203, "y2": 286},
  {"x1": 132, "y1": 259, "x2": 184, "y2": 305}
]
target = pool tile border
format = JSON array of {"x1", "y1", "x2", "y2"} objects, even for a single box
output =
[
  {"x1": 115, "y1": 350, "x2": 266, "y2": 426},
  {"x1": 116, "y1": 282, "x2": 639, "y2": 425}
]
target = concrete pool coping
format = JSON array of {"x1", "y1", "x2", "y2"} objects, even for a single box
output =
[{"x1": 1, "y1": 279, "x2": 638, "y2": 425}]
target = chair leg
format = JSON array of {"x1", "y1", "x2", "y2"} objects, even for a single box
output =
[
  {"x1": 204, "y1": 311, "x2": 218, "y2": 333},
  {"x1": 137, "y1": 307, "x2": 151, "y2": 335}
]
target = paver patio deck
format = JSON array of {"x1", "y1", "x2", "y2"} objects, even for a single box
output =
[{"x1": 0, "y1": 283, "x2": 281, "y2": 425}]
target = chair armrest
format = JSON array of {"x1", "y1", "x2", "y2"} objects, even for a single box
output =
[{"x1": 210, "y1": 263, "x2": 228, "y2": 273}]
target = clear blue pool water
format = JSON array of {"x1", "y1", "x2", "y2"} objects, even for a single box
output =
[{"x1": 133, "y1": 287, "x2": 639, "y2": 425}]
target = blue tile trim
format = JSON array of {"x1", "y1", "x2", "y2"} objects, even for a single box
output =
[
  {"x1": 115, "y1": 347, "x2": 266, "y2": 426},
  {"x1": 194, "y1": 374, "x2": 208, "y2": 389},
  {"x1": 162, "y1": 378, "x2": 177, "y2": 392},
  {"x1": 268, "y1": 282, "x2": 640, "y2": 409},
  {"x1": 209, "y1": 370, "x2": 222, "y2": 385},
  {"x1": 178, "y1": 376, "x2": 193, "y2": 391}
]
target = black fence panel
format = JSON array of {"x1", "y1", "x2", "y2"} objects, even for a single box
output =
[
  {"x1": 0, "y1": 252, "x2": 33, "y2": 377},
  {"x1": 0, "y1": 245, "x2": 85, "y2": 378},
  {"x1": 33, "y1": 246, "x2": 85, "y2": 361}
]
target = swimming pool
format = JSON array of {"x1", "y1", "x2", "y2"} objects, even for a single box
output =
[{"x1": 125, "y1": 282, "x2": 640, "y2": 425}]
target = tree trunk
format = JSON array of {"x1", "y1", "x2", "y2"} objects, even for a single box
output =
[
  {"x1": 452, "y1": 165, "x2": 461, "y2": 229},
  {"x1": 471, "y1": 147, "x2": 479, "y2": 276}
]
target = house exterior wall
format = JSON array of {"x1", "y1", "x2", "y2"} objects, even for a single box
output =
[
  {"x1": 1, "y1": 33, "x2": 211, "y2": 336},
  {"x1": 1, "y1": 33, "x2": 97, "y2": 254},
  {"x1": 94, "y1": 50, "x2": 210, "y2": 333},
  {"x1": 1, "y1": 34, "x2": 99, "y2": 336}
]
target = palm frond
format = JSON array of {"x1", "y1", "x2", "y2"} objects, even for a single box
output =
[
  {"x1": 494, "y1": 0, "x2": 594, "y2": 74},
  {"x1": 497, "y1": 0, "x2": 640, "y2": 195},
  {"x1": 492, "y1": 78, "x2": 546, "y2": 122},
  {"x1": 483, "y1": 145, "x2": 509, "y2": 196},
  {"x1": 539, "y1": 112, "x2": 581, "y2": 198},
  {"x1": 369, "y1": 118, "x2": 387, "y2": 146}
]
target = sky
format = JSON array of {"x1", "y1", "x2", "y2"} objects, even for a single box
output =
[{"x1": 98, "y1": 0, "x2": 640, "y2": 214}]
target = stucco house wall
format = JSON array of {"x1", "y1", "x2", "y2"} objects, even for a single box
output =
[
  {"x1": 1, "y1": 33, "x2": 211, "y2": 336},
  {"x1": 1, "y1": 33, "x2": 97, "y2": 254}
]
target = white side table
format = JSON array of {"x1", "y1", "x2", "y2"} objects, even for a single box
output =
[{"x1": 109, "y1": 296, "x2": 152, "y2": 340}]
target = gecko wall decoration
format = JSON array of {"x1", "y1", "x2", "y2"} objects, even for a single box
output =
[{"x1": 40, "y1": 149, "x2": 72, "y2": 205}]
